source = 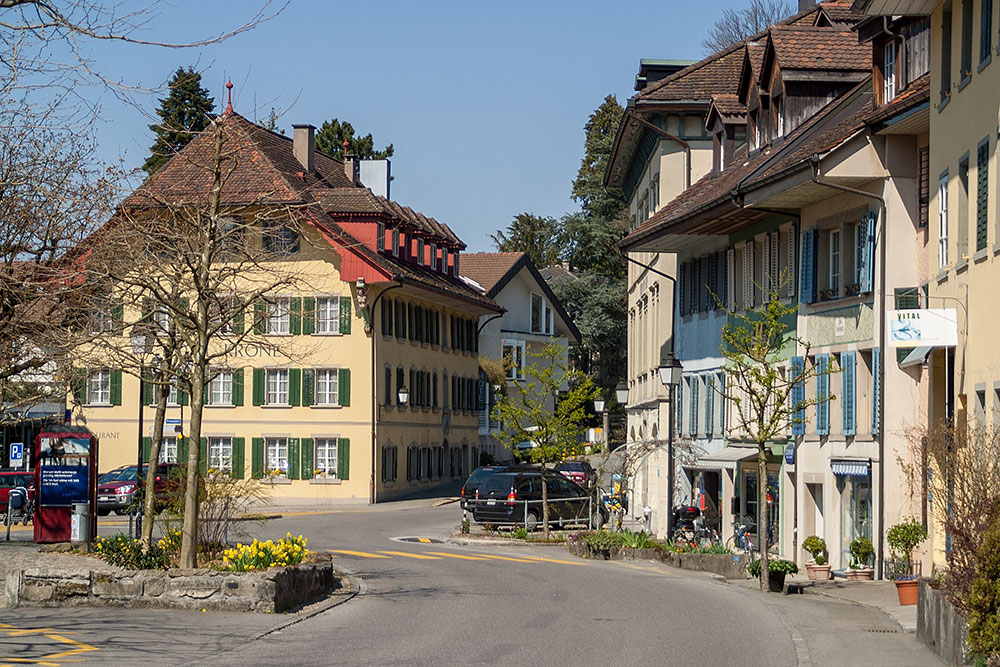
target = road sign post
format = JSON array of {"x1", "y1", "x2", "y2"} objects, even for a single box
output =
[{"x1": 9, "y1": 442, "x2": 23, "y2": 469}]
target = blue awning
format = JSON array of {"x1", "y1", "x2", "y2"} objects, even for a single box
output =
[
  {"x1": 831, "y1": 460, "x2": 870, "y2": 476},
  {"x1": 899, "y1": 345, "x2": 933, "y2": 368}
]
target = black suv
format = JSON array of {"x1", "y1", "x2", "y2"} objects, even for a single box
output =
[
  {"x1": 460, "y1": 465, "x2": 506, "y2": 510},
  {"x1": 472, "y1": 471, "x2": 606, "y2": 530}
]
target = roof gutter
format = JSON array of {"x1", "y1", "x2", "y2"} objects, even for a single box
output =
[{"x1": 808, "y1": 153, "x2": 888, "y2": 582}]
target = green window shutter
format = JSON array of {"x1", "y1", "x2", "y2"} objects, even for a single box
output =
[
  {"x1": 143, "y1": 437, "x2": 152, "y2": 464},
  {"x1": 289, "y1": 297, "x2": 302, "y2": 335},
  {"x1": 178, "y1": 384, "x2": 189, "y2": 406},
  {"x1": 141, "y1": 297, "x2": 152, "y2": 323},
  {"x1": 253, "y1": 301, "x2": 266, "y2": 334},
  {"x1": 231, "y1": 297, "x2": 245, "y2": 334},
  {"x1": 179, "y1": 297, "x2": 190, "y2": 323},
  {"x1": 302, "y1": 297, "x2": 315, "y2": 335},
  {"x1": 252, "y1": 368, "x2": 265, "y2": 406},
  {"x1": 289, "y1": 368, "x2": 301, "y2": 406},
  {"x1": 178, "y1": 436, "x2": 188, "y2": 465},
  {"x1": 231, "y1": 437, "x2": 245, "y2": 479},
  {"x1": 72, "y1": 368, "x2": 86, "y2": 405},
  {"x1": 842, "y1": 351, "x2": 856, "y2": 436},
  {"x1": 141, "y1": 369, "x2": 154, "y2": 405},
  {"x1": 816, "y1": 354, "x2": 830, "y2": 435},
  {"x1": 339, "y1": 368, "x2": 351, "y2": 406},
  {"x1": 340, "y1": 296, "x2": 352, "y2": 334},
  {"x1": 251, "y1": 438, "x2": 265, "y2": 479},
  {"x1": 288, "y1": 438, "x2": 300, "y2": 479},
  {"x1": 872, "y1": 347, "x2": 881, "y2": 435},
  {"x1": 110, "y1": 369, "x2": 123, "y2": 406},
  {"x1": 977, "y1": 140, "x2": 989, "y2": 252},
  {"x1": 111, "y1": 301, "x2": 124, "y2": 333},
  {"x1": 302, "y1": 368, "x2": 315, "y2": 406},
  {"x1": 337, "y1": 438, "x2": 350, "y2": 480},
  {"x1": 199, "y1": 437, "x2": 208, "y2": 473},
  {"x1": 300, "y1": 438, "x2": 314, "y2": 480},
  {"x1": 232, "y1": 368, "x2": 244, "y2": 406}
]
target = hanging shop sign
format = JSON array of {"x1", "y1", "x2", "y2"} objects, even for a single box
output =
[{"x1": 887, "y1": 308, "x2": 958, "y2": 348}]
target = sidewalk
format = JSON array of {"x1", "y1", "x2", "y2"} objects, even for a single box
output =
[{"x1": 735, "y1": 572, "x2": 917, "y2": 633}]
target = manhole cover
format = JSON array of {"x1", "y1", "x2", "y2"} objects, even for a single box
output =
[
  {"x1": 395, "y1": 537, "x2": 444, "y2": 544},
  {"x1": 865, "y1": 628, "x2": 899, "y2": 634}
]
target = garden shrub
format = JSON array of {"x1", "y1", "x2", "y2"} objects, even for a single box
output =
[
  {"x1": 95, "y1": 533, "x2": 171, "y2": 570},
  {"x1": 967, "y1": 509, "x2": 1000, "y2": 663},
  {"x1": 748, "y1": 558, "x2": 798, "y2": 577}
]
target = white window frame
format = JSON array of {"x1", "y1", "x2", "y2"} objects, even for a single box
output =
[
  {"x1": 152, "y1": 304, "x2": 169, "y2": 333},
  {"x1": 168, "y1": 381, "x2": 179, "y2": 406},
  {"x1": 377, "y1": 222, "x2": 385, "y2": 252},
  {"x1": 530, "y1": 293, "x2": 553, "y2": 335},
  {"x1": 266, "y1": 297, "x2": 290, "y2": 335},
  {"x1": 938, "y1": 173, "x2": 950, "y2": 269},
  {"x1": 266, "y1": 368, "x2": 289, "y2": 406},
  {"x1": 315, "y1": 368, "x2": 340, "y2": 406},
  {"x1": 87, "y1": 369, "x2": 111, "y2": 405},
  {"x1": 208, "y1": 370, "x2": 232, "y2": 406},
  {"x1": 315, "y1": 297, "x2": 340, "y2": 334},
  {"x1": 159, "y1": 436, "x2": 178, "y2": 464},
  {"x1": 883, "y1": 41, "x2": 897, "y2": 102},
  {"x1": 208, "y1": 436, "x2": 232, "y2": 472},
  {"x1": 431, "y1": 243, "x2": 438, "y2": 271},
  {"x1": 829, "y1": 229, "x2": 841, "y2": 293},
  {"x1": 502, "y1": 339, "x2": 526, "y2": 381},
  {"x1": 391, "y1": 228, "x2": 399, "y2": 258},
  {"x1": 91, "y1": 308, "x2": 114, "y2": 334},
  {"x1": 265, "y1": 437, "x2": 288, "y2": 474},
  {"x1": 315, "y1": 438, "x2": 338, "y2": 477},
  {"x1": 417, "y1": 238, "x2": 425, "y2": 265}
]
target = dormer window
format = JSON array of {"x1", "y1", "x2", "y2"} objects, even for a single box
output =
[
  {"x1": 431, "y1": 243, "x2": 438, "y2": 271},
  {"x1": 377, "y1": 222, "x2": 386, "y2": 252},
  {"x1": 417, "y1": 238, "x2": 425, "y2": 266},
  {"x1": 391, "y1": 228, "x2": 399, "y2": 258},
  {"x1": 452, "y1": 251, "x2": 459, "y2": 277}
]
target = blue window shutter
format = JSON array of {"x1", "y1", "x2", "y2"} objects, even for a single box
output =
[
  {"x1": 679, "y1": 262, "x2": 689, "y2": 316},
  {"x1": 841, "y1": 351, "x2": 856, "y2": 435},
  {"x1": 800, "y1": 229, "x2": 818, "y2": 304},
  {"x1": 872, "y1": 347, "x2": 880, "y2": 435},
  {"x1": 689, "y1": 377, "x2": 699, "y2": 435},
  {"x1": 816, "y1": 354, "x2": 830, "y2": 435},
  {"x1": 705, "y1": 380, "x2": 714, "y2": 437},
  {"x1": 859, "y1": 213, "x2": 875, "y2": 293},
  {"x1": 791, "y1": 356, "x2": 805, "y2": 435}
]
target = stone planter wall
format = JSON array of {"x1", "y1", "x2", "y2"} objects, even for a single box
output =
[
  {"x1": 917, "y1": 579, "x2": 972, "y2": 666},
  {"x1": 566, "y1": 541, "x2": 747, "y2": 579},
  {"x1": 5, "y1": 561, "x2": 337, "y2": 613}
]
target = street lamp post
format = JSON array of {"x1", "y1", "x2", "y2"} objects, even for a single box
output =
[
  {"x1": 593, "y1": 397, "x2": 608, "y2": 453},
  {"x1": 657, "y1": 352, "x2": 683, "y2": 539},
  {"x1": 129, "y1": 326, "x2": 154, "y2": 540}
]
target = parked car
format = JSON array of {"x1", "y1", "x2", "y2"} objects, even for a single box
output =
[
  {"x1": 460, "y1": 465, "x2": 506, "y2": 510},
  {"x1": 472, "y1": 471, "x2": 606, "y2": 530},
  {"x1": 97, "y1": 463, "x2": 181, "y2": 516},
  {"x1": 0, "y1": 470, "x2": 35, "y2": 524},
  {"x1": 555, "y1": 460, "x2": 597, "y2": 488}
]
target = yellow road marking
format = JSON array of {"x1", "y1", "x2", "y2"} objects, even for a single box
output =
[
  {"x1": 4, "y1": 629, "x2": 56, "y2": 637},
  {"x1": 376, "y1": 551, "x2": 441, "y2": 560},
  {"x1": 32, "y1": 635, "x2": 98, "y2": 661},
  {"x1": 424, "y1": 551, "x2": 489, "y2": 561},
  {"x1": 330, "y1": 549, "x2": 390, "y2": 559},
  {"x1": 417, "y1": 538, "x2": 431, "y2": 543},
  {"x1": 1, "y1": 658, "x2": 61, "y2": 666},
  {"x1": 0, "y1": 624, "x2": 98, "y2": 666},
  {"x1": 516, "y1": 555, "x2": 587, "y2": 566},
  {"x1": 472, "y1": 553, "x2": 537, "y2": 563}
]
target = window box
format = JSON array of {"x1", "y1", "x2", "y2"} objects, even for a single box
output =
[
  {"x1": 262, "y1": 470, "x2": 290, "y2": 484},
  {"x1": 309, "y1": 477, "x2": 342, "y2": 485},
  {"x1": 845, "y1": 283, "x2": 861, "y2": 297},
  {"x1": 819, "y1": 289, "x2": 838, "y2": 301}
]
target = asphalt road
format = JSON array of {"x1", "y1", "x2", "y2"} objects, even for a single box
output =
[{"x1": 1, "y1": 501, "x2": 941, "y2": 666}]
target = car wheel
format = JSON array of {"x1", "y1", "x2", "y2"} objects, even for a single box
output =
[
  {"x1": 97, "y1": 508, "x2": 110, "y2": 516},
  {"x1": 525, "y1": 510, "x2": 539, "y2": 532},
  {"x1": 590, "y1": 508, "x2": 604, "y2": 530}
]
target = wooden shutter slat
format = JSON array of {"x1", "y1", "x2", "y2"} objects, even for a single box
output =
[{"x1": 232, "y1": 437, "x2": 245, "y2": 479}]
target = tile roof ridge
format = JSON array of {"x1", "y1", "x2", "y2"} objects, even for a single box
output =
[{"x1": 221, "y1": 112, "x2": 320, "y2": 202}]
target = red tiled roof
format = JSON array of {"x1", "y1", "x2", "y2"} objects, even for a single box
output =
[
  {"x1": 863, "y1": 73, "x2": 930, "y2": 125},
  {"x1": 317, "y1": 189, "x2": 464, "y2": 247},
  {"x1": 460, "y1": 253, "x2": 526, "y2": 293},
  {"x1": 768, "y1": 26, "x2": 871, "y2": 71},
  {"x1": 639, "y1": 47, "x2": 745, "y2": 101},
  {"x1": 712, "y1": 94, "x2": 746, "y2": 118}
]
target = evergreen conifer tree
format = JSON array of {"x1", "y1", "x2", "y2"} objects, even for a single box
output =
[{"x1": 143, "y1": 67, "x2": 215, "y2": 175}]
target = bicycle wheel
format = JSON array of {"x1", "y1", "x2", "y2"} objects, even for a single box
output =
[{"x1": 724, "y1": 535, "x2": 737, "y2": 551}]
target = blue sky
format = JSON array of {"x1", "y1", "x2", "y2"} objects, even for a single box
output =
[{"x1": 86, "y1": 0, "x2": 739, "y2": 252}]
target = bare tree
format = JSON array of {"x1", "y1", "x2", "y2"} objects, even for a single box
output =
[
  {"x1": 702, "y1": 0, "x2": 794, "y2": 54},
  {"x1": 717, "y1": 283, "x2": 834, "y2": 590},
  {"x1": 80, "y1": 115, "x2": 316, "y2": 561}
]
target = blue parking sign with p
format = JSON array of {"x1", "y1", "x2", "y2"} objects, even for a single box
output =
[{"x1": 10, "y1": 442, "x2": 23, "y2": 466}]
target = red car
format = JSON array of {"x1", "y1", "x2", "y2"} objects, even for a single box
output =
[
  {"x1": 0, "y1": 470, "x2": 35, "y2": 525},
  {"x1": 97, "y1": 463, "x2": 181, "y2": 516},
  {"x1": 555, "y1": 460, "x2": 597, "y2": 488}
]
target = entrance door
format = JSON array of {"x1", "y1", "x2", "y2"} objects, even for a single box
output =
[{"x1": 837, "y1": 474, "x2": 872, "y2": 569}]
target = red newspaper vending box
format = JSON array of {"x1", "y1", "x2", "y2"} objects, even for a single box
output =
[{"x1": 33, "y1": 426, "x2": 98, "y2": 543}]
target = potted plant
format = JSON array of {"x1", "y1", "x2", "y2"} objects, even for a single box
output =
[
  {"x1": 748, "y1": 558, "x2": 798, "y2": 592},
  {"x1": 846, "y1": 537, "x2": 875, "y2": 580},
  {"x1": 886, "y1": 519, "x2": 927, "y2": 605},
  {"x1": 802, "y1": 535, "x2": 831, "y2": 581}
]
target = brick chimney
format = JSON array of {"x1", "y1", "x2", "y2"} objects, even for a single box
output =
[
  {"x1": 292, "y1": 124, "x2": 315, "y2": 172},
  {"x1": 798, "y1": 0, "x2": 814, "y2": 11}
]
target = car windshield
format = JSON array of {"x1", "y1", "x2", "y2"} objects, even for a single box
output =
[
  {"x1": 465, "y1": 467, "x2": 502, "y2": 486},
  {"x1": 103, "y1": 467, "x2": 138, "y2": 483},
  {"x1": 557, "y1": 462, "x2": 585, "y2": 471},
  {"x1": 477, "y1": 474, "x2": 519, "y2": 497}
]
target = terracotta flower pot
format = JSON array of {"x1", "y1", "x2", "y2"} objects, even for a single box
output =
[
  {"x1": 811, "y1": 563, "x2": 832, "y2": 580},
  {"x1": 895, "y1": 579, "x2": 919, "y2": 605},
  {"x1": 846, "y1": 568, "x2": 874, "y2": 580}
]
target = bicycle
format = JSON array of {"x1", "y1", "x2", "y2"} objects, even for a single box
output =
[{"x1": 725, "y1": 517, "x2": 755, "y2": 553}]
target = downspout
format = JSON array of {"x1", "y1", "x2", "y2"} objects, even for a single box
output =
[
  {"x1": 370, "y1": 279, "x2": 404, "y2": 504},
  {"x1": 628, "y1": 112, "x2": 692, "y2": 189},
  {"x1": 730, "y1": 193, "x2": 801, "y2": 559},
  {"x1": 808, "y1": 154, "x2": 888, "y2": 580}
]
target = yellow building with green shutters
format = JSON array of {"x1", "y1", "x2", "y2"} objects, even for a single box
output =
[{"x1": 74, "y1": 112, "x2": 500, "y2": 503}]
